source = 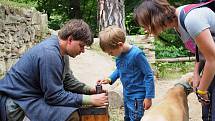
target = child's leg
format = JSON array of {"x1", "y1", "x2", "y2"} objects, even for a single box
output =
[
  {"x1": 127, "y1": 98, "x2": 144, "y2": 121},
  {"x1": 124, "y1": 98, "x2": 130, "y2": 121}
]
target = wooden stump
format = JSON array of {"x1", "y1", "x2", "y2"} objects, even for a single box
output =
[{"x1": 79, "y1": 106, "x2": 109, "y2": 121}]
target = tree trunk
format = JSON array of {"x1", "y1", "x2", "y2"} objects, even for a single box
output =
[
  {"x1": 98, "y1": 0, "x2": 125, "y2": 31},
  {"x1": 98, "y1": 0, "x2": 125, "y2": 108},
  {"x1": 68, "y1": 0, "x2": 81, "y2": 19}
]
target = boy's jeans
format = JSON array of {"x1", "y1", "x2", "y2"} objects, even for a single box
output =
[{"x1": 124, "y1": 98, "x2": 144, "y2": 121}]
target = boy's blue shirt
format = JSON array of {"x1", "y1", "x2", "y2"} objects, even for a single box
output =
[{"x1": 109, "y1": 45, "x2": 155, "y2": 99}]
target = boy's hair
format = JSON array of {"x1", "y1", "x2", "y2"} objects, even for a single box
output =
[
  {"x1": 58, "y1": 19, "x2": 93, "y2": 46},
  {"x1": 99, "y1": 26, "x2": 126, "y2": 51},
  {"x1": 134, "y1": 0, "x2": 176, "y2": 36}
]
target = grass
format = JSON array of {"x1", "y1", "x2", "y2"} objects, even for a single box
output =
[
  {"x1": 154, "y1": 61, "x2": 195, "y2": 80},
  {"x1": 0, "y1": 0, "x2": 36, "y2": 9}
]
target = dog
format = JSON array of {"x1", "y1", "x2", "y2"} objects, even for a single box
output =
[{"x1": 141, "y1": 74, "x2": 193, "y2": 121}]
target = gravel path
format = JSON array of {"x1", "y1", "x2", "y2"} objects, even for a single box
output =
[{"x1": 70, "y1": 49, "x2": 202, "y2": 121}]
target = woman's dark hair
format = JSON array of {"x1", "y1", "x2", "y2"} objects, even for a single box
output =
[{"x1": 134, "y1": 0, "x2": 176, "y2": 36}]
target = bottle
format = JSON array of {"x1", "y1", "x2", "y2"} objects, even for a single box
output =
[{"x1": 96, "y1": 84, "x2": 103, "y2": 94}]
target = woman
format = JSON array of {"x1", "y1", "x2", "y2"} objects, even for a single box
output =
[{"x1": 134, "y1": 0, "x2": 215, "y2": 120}]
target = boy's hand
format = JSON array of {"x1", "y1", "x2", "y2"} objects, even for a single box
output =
[
  {"x1": 97, "y1": 78, "x2": 111, "y2": 84},
  {"x1": 143, "y1": 98, "x2": 152, "y2": 110}
]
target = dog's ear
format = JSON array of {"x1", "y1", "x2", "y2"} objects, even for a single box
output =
[
  {"x1": 180, "y1": 72, "x2": 193, "y2": 87},
  {"x1": 187, "y1": 76, "x2": 193, "y2": 87}
]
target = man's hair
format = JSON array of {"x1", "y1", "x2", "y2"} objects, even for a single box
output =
[
  {"x1": 58, "y1": 19, "x2": 93, "y2": 46},
  {"x1": 99, "y1": 26, "x2": 126, "y2": 51},
  {"x1": 134, "y1": 0, "x2": 176, "y2": 36}
]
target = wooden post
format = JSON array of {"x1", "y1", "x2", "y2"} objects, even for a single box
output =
[{"x1": 79, "y1": 106, "x2": 109, "y2": 121}]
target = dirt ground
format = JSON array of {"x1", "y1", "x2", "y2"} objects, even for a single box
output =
[{"x1": 70, "y1": 49, "x2": 202, "y2": 121}]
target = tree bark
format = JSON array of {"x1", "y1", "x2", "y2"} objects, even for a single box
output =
[
  {"x1": 68, "y1": 0, "x2": 81, "y2": 19},
  {"x1": 98, "y1": 0, "x2": 125, "y2": 31}
]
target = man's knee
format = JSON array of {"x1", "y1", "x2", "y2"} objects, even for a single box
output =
[
  {"x1": 67, "y1": 111, "x2": 80, "y2": 121},
  {"x1": 6, "y1": 98, "x2": 25, "y2": 121}
]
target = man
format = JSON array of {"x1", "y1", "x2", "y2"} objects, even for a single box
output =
[{"x1": 0, "y1": 19, "x2": 108, "y2": 121}]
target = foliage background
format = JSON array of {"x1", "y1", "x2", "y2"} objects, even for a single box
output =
[{"x1": 1, "y1": 0, "x2": 200, "y2": 79}]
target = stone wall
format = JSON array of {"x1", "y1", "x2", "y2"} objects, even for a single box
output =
[{"x1": 0, "y1": 4, "x2": 48, "y2": 77}]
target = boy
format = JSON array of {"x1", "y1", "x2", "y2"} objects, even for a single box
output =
[{"x1": 98, "y1": 26, "x2": 155, "y2": 121}]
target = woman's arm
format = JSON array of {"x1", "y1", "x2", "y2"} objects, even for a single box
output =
[
  {"x1": 193, "y1": 62, "x2": 201, "y2": 89},
  {"x1": 195, "y1": 29, "x2": 215, "y2": 91}
]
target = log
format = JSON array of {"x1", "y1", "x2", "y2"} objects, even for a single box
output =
[{"x1": 156, "y1": 57, "x2": 195, "y2": 63}]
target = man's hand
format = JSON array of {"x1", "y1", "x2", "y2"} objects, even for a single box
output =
[
  {"x1": 143, "y1": 98, "x2": 152, "y2": 110},
  {"x1": 89, "y1": 88, "x2": 96, "y2": 94},
  {"x1": 90, "y1": 93, "x2": 108, "y2": 106}
]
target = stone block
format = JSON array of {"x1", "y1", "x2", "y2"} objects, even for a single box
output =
[{"x1": 0, "y1": 5, "x2": 5, "y2": 19}]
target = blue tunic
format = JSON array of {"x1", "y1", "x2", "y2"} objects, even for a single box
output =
[
  {"x1": 108, "y1": 46, "x2": 155, "y2": 120},
  {"x1": 109, "y1": 45, "x2": 155, "y2": 99},
  {"x1": 0, "y1": 35, "x2": 83, "y2": 121}
]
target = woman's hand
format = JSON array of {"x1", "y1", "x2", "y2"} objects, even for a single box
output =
[
  {"x1": 196, "y1": 90, "x2": 210, "y2": 106},
  {"x1": 192, "y1": 74, "x2": 200, "y2": 90}
]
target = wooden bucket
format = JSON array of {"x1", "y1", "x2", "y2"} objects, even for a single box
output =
[{"x1": 79, "y1": 106, "x2": 109, "y2": 121}]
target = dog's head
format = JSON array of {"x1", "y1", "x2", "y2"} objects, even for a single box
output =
[{"x1": 175, "y1": 72, "x2": 193, "y2": 95}]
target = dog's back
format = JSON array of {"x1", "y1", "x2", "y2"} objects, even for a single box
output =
[{"x1": 141, "y1": 83, "x2": 192, "y2": 121}]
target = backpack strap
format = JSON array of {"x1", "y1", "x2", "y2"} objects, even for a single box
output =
[
  {"x1": 196, "y1": 45, "x2": 200, "y2": 62},
  {"x1": 179, "y1": 0, "x2": 215, "y2": 33}
]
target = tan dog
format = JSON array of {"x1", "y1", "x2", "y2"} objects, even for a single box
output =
[{"x1": 141, "y1": 74, "x2": 193, "y2": 121}]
